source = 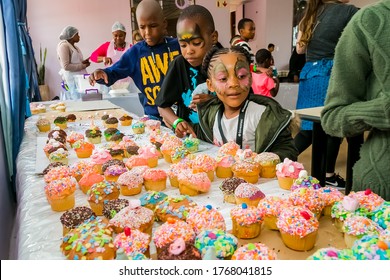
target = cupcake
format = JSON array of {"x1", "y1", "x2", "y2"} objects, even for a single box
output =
[
  {"x1": 48, "y1": 148, "x2": 69, "y2": 165},
  {"x1": 105, "y1": 116, "x2": 119, "y2": 129},
  {"x1": 371, "y1": 201, "x2": 390, "y2": 230},
  {"x1": 192, "y1": 154, "x2": 216, "y2": 181},
  {"x1": 257, "y1": 196, "x2": 291, "y2": 230},
  {"x1": 104, "y1": 164, "x2": 128, "y2": 182},
  {"x1": 101, "y1": 113, "x2": 109, "y2": 125},
  {"x1": 87, "y1": 180, "x2": 120, "y2": 215},
  {"x1": 60, "y1": 206, "x2": 96, "y2": 236},
  {"x1": 215, "y1": 155, "x2": 235, "y2": 178},
  {"x1": 108, "y1": 147, "x2": 125, "y2": 160},
  {"x1": 275, "y1": 158, "x2": 305, "y2": 190},
  {"x1": 318, "y1": 187, "x2": 345, "y2": 216},
  {"x1": 109, "y1": 133, "x2": 125, "y2": 144},
  {"x1": 108, "y1": 200, "x2": 154, "y2": 235},
  {"x1": 140, "y1": 191, "x2": 168, "y2": 211},
  {"x1": 182, "y1": 135, "x2": 200, "y2": 153},
  {"x1": 167, "y1": 161, "x2": 191, "y2": 188},
  {"x1": 53, "y1": 116, "x2": 67, "y2": 129},
  {"x1": 290, "y1": 170, "x2": 322, "y2": 191},
  {"x1": 66, "y1": 114, "x2": 76, "y2": 122},
  {"x1": 254, "y1": 152, "x2": 280, "y2": 178},
  {"x1": 119, "y1": 114, "x2": 133, "y2": 126},
  {"x1": 102, "y1": 159, "x2": 126, "y2": 173},
  {"x1": 219, "y1": 177, "x2": 246, "y2": 204},
  {"x1": 154, "y1": 195, "x2": 197, "y2": 222},
  {"x1": 66, "y1": 131, "x2": 85, "y2": 148},
  {"x1": 218, "y1": 141, "x2": 240, "y2": 157},
  {"x1": 307, "y1": 247, "x2": 355, "y2": 260},
  {"x1": 104, "y1": 128, "x2": 119, "y2": 142},
  {"x1": 186, "y1": 205, "x2": 226, "y2": 235},
  {"x1": 157, "y1": 238, "x2": 201, "y2": 260},
  {"x1": 349, "y1": 189, "x2": 385, "y2": 212},
  {"x1": 195, "y1": 229, "x2": 238, "y2": 260},
  {"x1": 331, "y1": 196, "x2": 370, "y2": 231},
  {"x1": 44, "y1": 177, "x2": 77, "y2": 212},
  {"x1": 61, "y1": 216, "x2": 115, "y2": 260},
  {"x1": 85, "y1": 127, "x2": 102, "y2": 144},
  {"x1": 47, "y1": 131, "x2": 66, "y2": 144},
  {"x1": 143, "y1": 169, "x2": 167, "y2": 192},
  {"x1": 125, "y1": 144, "x2": 140, "y2": 158},
  {"x1": 234, "y1": 183, "x2": 265, "y2": 207},
  {"x1": 170, "y1": 146, "x2": 190, "y2": 164},
  {"x1": 231, "y1": 203, "x2": 263, "y2": 239},
  {"x1": 48, "y1": 127, "x2": 67, "y2": 138},
  {"x1": 132, "y1": 121, "x2": 145, "y2": 134},
  {"x1": 351, "y1": 234, "x2": 390, "y2": 260},
  {"x1": 235, "y1": 148, "x2": 256, "y2": 162},
  {"x1": 343, "y1": 216, "x2": 382, "y2": 248},
  {"x1": 144, "y1": 119, "x2": 161, "y2": 131},
  {"x1": 153, "y1": 218, "x2": 196, "y2": 254},
  {"x1": 138, "y1": 145, "x2": 160, "y2": 168},
  {"x1": 231, "y1": 243, "x2": 277, "y2": 260},
  {"x1": 177, "y1": 170, "x2": 211, "y2": 196},
  {"x1": 289, "y1": 188, "x2": 325, "y2": 218},
  {"x1": 231, "y1": 161, "x2": 261, "y2": 184},
  {"x1": 73, "y1": 140, "x2": 95, "y2": 158},
  {"x1": 42, "y1": 162, "x2": 66, "y2": 175},
  {"x1": 44, "y1": 165, "x2": 71, "y2": 183},
  {"x1": 114, "y1": 227, "x2": 151, "y2": 258},
  {"x1": 78, "y1": 171, "x2": 105, "y2": 194},
  {"x1": 160, "y1": 135, "x2": 182, "y2": 163},
  {"x1": 125, "y1": 155, "x2": 148, "y2": 169},
  {"x1": 90, "y1": 149, "x2": 112, "y2": 174},
  {"x1": 43, "y1": 139, "x2": 67, "y2": 157},
  {"x1": 102, "y1": 198, "x2": 129, "y2": 220},
  {"x1": 277, "y1": 206, "x2": 319, "y2": 251},
  {"x1": 36, "y1": 117, "x2": 51, "y2": 132},
  {"x1": 117, "y1": 171, "x2": 143, "y2": 196}
]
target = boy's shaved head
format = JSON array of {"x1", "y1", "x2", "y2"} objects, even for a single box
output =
[
  {"x1": 136, "y1": 0, "x2": 164, "y2": 21},
  {"x1": 178, "y1": 5, "x2": 215, "y2": 34}
]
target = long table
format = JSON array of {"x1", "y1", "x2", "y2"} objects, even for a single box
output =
[{"x1": 11, "y1": 100, "x2": 347, "y2": 260}]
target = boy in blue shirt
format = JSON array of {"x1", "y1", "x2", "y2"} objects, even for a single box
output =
[{"x1": 89, "y1": 0, "x2": 180, "y2": 120}]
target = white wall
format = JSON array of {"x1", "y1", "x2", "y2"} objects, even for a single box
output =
[{"x1": 27, "y1": 0, "x2": 132, "y2": 99}]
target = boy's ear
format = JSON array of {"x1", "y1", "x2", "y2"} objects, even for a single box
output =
[
  {"x1": 211, "y1": 30, "x2": 218, "y2": 45},
  {"x1": 206, "y1": 79, "x2": 214, "y2": 93}
]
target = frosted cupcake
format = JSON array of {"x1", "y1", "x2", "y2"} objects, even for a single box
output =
[
  {"x1": 160, "y1": 135, "x2": 182, "y2": 163},
  {"x1": 90, "y1": 149, "x2": 112, "y2": 174},
  {"x1": 143, "y1": 169, "x2": 167, "y2": 192},
  {"x1": 36, "y1": 117, "x2": 51, "y2": 132},
  {"x1": 144, "y1": 119, "x2": 161, "y2": 131},
  {"x1": 78, "y1": 172, "x2": 105, "y2": 194},
  {"x1": 307, "y1": 247, "x2": 355, "y2": 260},
  {"x1": 186, "y1": 205, "x2": 226, "y2": 234},
  {"x1": 104, "y1": 164, "x2": 128, "y2": 182},
  {"x1": 231, "y1": 203, "x2": 264, "y2": 239},
  {"x1": 177, "y1": 170, "x2": 211, "y2": 196},
  {"x1": 171, "y1": 146, "x2": 190, "y2": 164},
  {"x1": 343, "y1": 216, "x2": 382, "y2": 248},
  {"x1": 154, "y1": 195, "x2": 197, "y2": 222},
  {"x1": 290, "y1": 170, "x2": 321, "y2": 191},
  {"x1": 275, "y1": 158, "x2": 305, "y2": 190},
  {"x1": 371, "y1": 201, "x2": 390, "y2": 230},
  {"x1": 182, "y1": 135, "x2": 200, "y2": 153},
  {"x1": 215, "y1": 155, "x2": 235, "y2": 179},
  {"x1": 218, "y1": 141, "x2": 240, "y2": 157},
  {"x1": 157, "y1": 238, "x2": 201, "y2": 260},
  {"x1": 87, "y1": 180, "x2": 120, "y2": 215},
  {"x1": 219, "y1": 177, "x2": 246, "y2": 204},
  {"x1": 289, "y1": 188, "x2": 325, "y2": 218},
  {"x1": 132, "y1": 121, "x2": 145, "y2": 134},
  {"x1": 331, "y1": 196, "x2": 370, "y2": 231},
  {"x1": 254, "y1": 152, "x2": 280, "y2": 178},
  {"x1": 139, "y1": 191, "x2": 168, "y2": 211},
  {"x1": 138, "y1": 145, "x2": 160, "y2": 168},
  {"x1": 114, "y1": 227, "x2": 151, "y2": 258},
  {"x1": 48, "y1": 148, "x2": 69, "y2": 165},
  {"x1": 231, "y1": 243, "x2": 277, "y2": 260},
  {"x1": 349, "y1": 189, "x2": 385, "y2": 212},
  {"x1": 195, "y1": 229, "x2": 238, "y2": 260},
  {"x1": 66, "y1": 131, "x2": 84, "y2": 148},
  {"x1": 318, "y1": 187, "x2": 345, "y2": 216},
  {"x1": 45, "y1": 177, "x2": 77, "y2": 212},
  {"x1": 167, "y1": 161, "x2": 191, "y2": 188},
  {"x1": 234, "y1": 183, "x2": 265, "y2": 207},
  {"x1": 231, "y1": 161, "x2": 261, "y2": 184},
  {"x1": 351, "y1": 234, "x2": 390, "y2": 260},
  {"x1": 60, "y1": 206, "x2": 96, "y2": 236},
  {"x1": 117, "y1": 171, "x2": 143, "y2": 196},
  {"x1": 44, "y1": 165, "x2": 71, "y2": 183},
  {"x1": 257, "y1": 196, "x2": 291, "y2": 230}
]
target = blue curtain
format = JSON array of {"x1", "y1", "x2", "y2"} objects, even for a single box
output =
[{"x1": 0, "y1": 0, "x2": 28, "y2": 184}]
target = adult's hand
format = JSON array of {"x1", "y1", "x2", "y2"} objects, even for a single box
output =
[
  {"x1": 175, "y1": 120, "x2": 197, "y2": 138},
  {"x1": 82, "y1": 58, "x2": 91, "y2": 68},
  {"x1": 104, "y1": 57, "x2": 113, "y2": 66},
  {"x1": 89, "y1": 69, "x2": 108, "y2": 85}
]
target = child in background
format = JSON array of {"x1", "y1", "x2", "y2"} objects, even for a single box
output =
[
  {"x1": 194, "y1": 46, "x2": 298, "y2": 161},
  {"x1": 252, "y1": 49, "x2": 280, "y2": 97},
  {"x1": 156, "y1": 5, "x2": 220, "y2": 137},
  {"x1": 233, "y1": 18, "x2": 256, "y2": 64},
  {"x1": 89, "y1": 0, "x2": 180, "y2": 120}
]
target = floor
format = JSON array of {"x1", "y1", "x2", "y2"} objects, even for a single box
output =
[{"x1": 297, "y1": 138, "x2": 348, "y2": 179}]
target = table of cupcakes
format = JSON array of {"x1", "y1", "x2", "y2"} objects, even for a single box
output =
[{"x1": 12, "y1": 101, "x2": 389, "y2": 260}]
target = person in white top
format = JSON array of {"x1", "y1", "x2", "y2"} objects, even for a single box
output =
[{"x1": 57, "y1": 26, "x2": 90, "y2": 97}]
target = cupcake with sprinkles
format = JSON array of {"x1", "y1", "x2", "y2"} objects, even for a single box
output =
[
  {"x1": 195, "y1": 229, "x2": 238, "y2": 260},
  {"x1": 215, "y1": 155, "x2": 235, "y2": 179},
  {"x1": 290, "y1": 170, "x2": 321, "y2": 191},
  {"x1": 186, "y1": 205, "x2": 226, "y2": 235},
  {"x1": 177, "y1": 170, "x2": 211, "y2": 196},
  {"x1": 78, "y1": 171, "x2": 105, "y2": 194},
  {"x1": 45, "y1": 177, "x2": 77, "y2": 212},
  {"x1": 60, "y1": 206, "x2": 96, "y2": 236},
  {"x1": 139, "y1": 191, "x2": 168, "y2": 211},
  {"x1": 231, "y1": 203, "x2": 264, "y2": 239},
  {"x1": 153, "y1": 218, "x2": 196, "y2": 254},
  {"x1": 234, "y1": 183, "x2": 265, "y2": 207},
  {"x1": 144, "y1": 119, "x2": 161, "y2": 131},
  {"x1": 143, "y1": 169, "x2": 167, "y2": 192},
  {"x1": 167, "y1": 161, "x2": 191, "y2": 188},
  {"x1": 170, "y1": 146, "x2": 190, "y2": 164},
  {"x1": 44, "y1": 165, "x2": 71, "y2": 183},
  {"x1": 132, "y1": 121, "x2": 145, "y2": 134},
  {"x1": 69, "y1": 161, "x2": 94, "y2": 182},
  {"x1": 275, "y1": 158, "x2": 305, "y2": 190},
  {"x1": 48, "y1": 147, "x2": 69, "y2": 165},
  {"x1": 307, "y1": 247, "x2": 355, "y2": 260},
  {"x1": 154, "y1": 195, "x2": 197, "y2": 222},
  {"x1": 158, "y1": 238, "x2": 201, "y2": 260},
  {"x1": 318, "y1": 187, "x2": 345, "y2": 216},
  {"x1": 289, "y1": 188, "x2": 325, "y2": 218},
  {"x1": 117, "y1": 171, "x2": 143, "y2": 196},
  {"x1": 351, "y1": 234, "x2": 390, "y2": 260},
  {"x1": 277, "y1": 206, "x2": 319, "y2": 251},
  {"x1": 103, "y1": 164, "x2": 128, "y2": 182},
  {"x1": 349, "y1": 189, "x2": 385, "y2": 212},
  {"x1": 231, "y1": 160, "x2": 261, "y2": 184},
  {"x1": 87, "y1": 180, "x2": 120, "y2": 215},
  {"x1": 257, "y1": 196, "x2": 291, "y2": 230},
  {"x1": 160, "y1": 135, "x2": 182, "y2": 163},
  {"x1": 231, "y1": 243, "x2": 277, "y2": 260},
  {"x1": 217, "y1": 141, "x2": 240, "y2": 157},
  {"x1": 114, "y1": 227, "x2": 151, "y2": 258},
  {"x1": 102, "y1": 198, "x2": 129, "y2": 220},
  {"x1": 371, "y1": 201, "x2": 390, "y2": 230},
  {"x1": 219, "y1": 177, "x2": 247, "y2": 204},
  {"x1": 138, "y1": 144, "x2": 160, "y2": 168},
  {"x1": 182, "y1": 135, "x2": 200, "y2": 153},
  {"x1": 331, "y1": 196, "x2": 370, "y2": 231},
  {"x1": 343, "y1": 216, "x2": 383, "y2": 248},
  {"x1": 66, "y1": 131, "x2": 84, "y2": 148},
  {"x1": 254, "y1": 152, "x2": 280, "y2": 178}
]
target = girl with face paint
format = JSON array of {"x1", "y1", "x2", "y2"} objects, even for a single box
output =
[{"x1": 194, "y1": 46, "x2": 298, "y2": 161}]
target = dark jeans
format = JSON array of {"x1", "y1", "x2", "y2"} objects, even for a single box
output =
[{"x1": 294, "y1": 130, "x2": 342, "y2": 174}]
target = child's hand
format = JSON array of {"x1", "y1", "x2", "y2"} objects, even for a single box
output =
[
  {"x1": 89, "y1": 70, "x2": 108, "y2": 85},
  {"x1": 175, "y1": 120, "x2": 197, "y2": 138},
  {"x1": 189, "y1": 94, "x2": 213, "y2": 110},
  {"x1": 103, "y1": 57, "x2": 113, "y2": 66}
]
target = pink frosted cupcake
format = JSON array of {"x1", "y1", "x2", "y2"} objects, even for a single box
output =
[
  {"x1": 114, "y1": 227, "x2": 151, "y2": 258},
  {"x1": 45, "y1": 177, "x2": 77, "y2": 212},
  {"x1": 318, "y1": 187, "x2": 345, "y2": 216},
  {"x1": 125, "y1": 155, "x2": 148, "y2": 169},
  {"x1": 277, "y1": 206, "x2": 319, "y2": 251},
  {"x1": 218, "y1": 141, "x2": 240, "y2": 157},
  {"x1": 289, "y1": 188, "x2": 325, "y2": 218},
  {"x1": 349, "y1": 189, "x2": 385, "y2": 212},
  {"x1": 275, "y1": 158, "x2": 305, "y2": 190},
  {"x1": 231, "y1": 203, "x2": 264, "y2": 239},
  {"x1": 145, "y1": 119, "x2": 161, "y2": 131},
  {"x1": 69, "y1": 161, "x2": 94, "y2": 181},
  {"x1": 78, "y1": 172, "x2": 105, "y2": 194},
  {"x1": 186, "y1": 205, "x2": 226, "y2": 235},
  {"x1": 160, "y1": 135, "x2": 182, "y2": 163},
  {"x1": 232, "y1": 243, "x2": 277, "y2": 260},
  {"x1": 90, "y1": 149, "x2": 112, "y2": 174},
  {"x1": 153, "y1": 218, "x2": 196, "y2": 254},
  {"x1": 44, "y1": 165, "x2": 71, "y2": 183},
  {"x1": 118, "y1": 136, "x2": 137, "y2": 150},
  {"x1": 143, "y1": 169, "x2": 167, "y2": 191},
  {"x1": 177, "y1": 170, "x2": 211, "y2": 196},
  {"x1": 257, "y1": 196, "x2": 292, "y2": 230},
  {"x1": 167, "y1": 161, "x2": 191, "y2": 188},
  {"x1": 117, "y1": 171, "x2": 143, "y2": 196},
  {"x1": 234, "y1": 183, "x2": 265, "y2": 207},
  {"x1": 138, "y1": 144, "x2": 160, "y2": 168},
  {"x1": 192, "y1": 154, "x2": 216, "y2": 181},
  {"x1": 66, "y1": 131, "x2": 85, "y2": 148},
  {"x1": 215, "y1": 155, "x2": 235, "y2": 178}
]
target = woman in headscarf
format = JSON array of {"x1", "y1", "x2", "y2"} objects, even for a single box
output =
[{"x1": 57, "y1": 26, "x2": 90, "y2": 97}]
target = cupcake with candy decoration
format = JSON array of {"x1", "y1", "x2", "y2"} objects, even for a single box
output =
[
  {"x1": 351, "y1": 234, "x2": 390, "y2": 260},
  {"x1": 132, "y1": 121, "x2": 145, "y2": 134},
  {"x1": 53, "y1": 116, "x2": 68, "y2": 130},
  {"x1": 231, "y1": 161, "x2": 261, "y2": 184},
  {"x1": 140, "y1": 191, "x2": 168, "y2": 211},
  {"x1": 160, "y1": 135, "x2": 182, "y2": 163},
  {"x1": 171, "y1": 146, "x2": 190, "y2": 164},
  {"x1": 254, "y1": 152, "x2": 280, "y2": 178},
  {"x1": 289, "y1": 188, "x2": 325, "y2": 218},
  {"x1": 143, "y1": 169, "x2": 167, "y2": 192},
  {"x1": 277, "y1": 206, "x2": 319, "y2": 251},
  {"x1": 234, "y1": 183, "x2": 265, "y2": 207},
  {"x1": 343, "y1": 216, "x2": 383, "y2": 248},
  {"x1": 182, "y1": 135, "x2": 200, "y2": 153},
  {"x1": 218, "y1": 141, "x2": 240, "y2": 157},
  {"x1": 275, "y1": 158, "x2": 305, "y2": 190},
  {"x1": 349, "y1": 189, "x2": 385, "y2": 212},
  {"x1": 186, "y1": 205, "x2": 226, "y2": 235},
  {"x1": 36, "y1": 117, "x2": 51, "y2": 132},
  {"x1": 73, "y1": 140, "x2": 95, "y2": 158},
  {"x1": 307, "y1": 247, "x2": 355, "y2": 260},
  {"x1": 42, "y1": 162, "x2": 66, "y2": 175},
  {"x1": 66, "y1": 131, "x2": 84, "y2": 148},
  {"x1": 177, "y1": 170, "x2": 211, "y2": 196},
  {"x1": 87, "y1": 180, "x2": 120, "y2": 215},
  {"x1": 290, "y1": 170, "x2": 321, "y2": 191},
  {"x1": 61, "y1": 216, "x2": 115, "y2": 260},
  {"x1": 48, "y1": 127, "x2": 67, "y2": 139},
  {"x1": 231, "y1": 203, "x2": 264, "y2": 239},
  {"x1": 78, "y1": 171, "x2": 105, "y2": 194},
  {"x1": 195, "y1": 229, "x2": 238, "y2": 260},
  {"x1": 331, "y1": 196, "x2": 370, "y2": 231},
  {"x1": 144, "y1": 119, "x2": 161, "y2": 131},
  {"x1": 104, "y1": 128, "x2": 120, "y2": 142},
  {"x1": 60, "y1": 206, "x2": 96, "y2": 236},
  {"x1": 318, "y1": 187, "x2": 345, "y2": 216},
  {"x1": 90, "y1": 149, "x2": 112, "y2": 174},
  {"x1": 153, "y1": 218, "x2": 196, "y2": 254},
  {"x1": 109, "y1": 200, "x2": 154, "y2": 235},
  {"x1": 219, "y1": 177, "x2": 247, "y2": 204},
  {"x1": 154, "y1": 195, "x2": 197, "y2": 222},
  {"x1": 45, "y1": 177, "x2": 77, "y2": 212},
  {"x1": 85, "y1": 126, "x2": 102, "y2": 144},
  {"x1": 69, "y1": 161, "x2": 94, "y2": 182},
  {"x1": 232, "y1": 243, "x2": 277, "y2": 260},
  {"x1": 371, "y1": 201, "x2": 390, "y2": 230},
  {"x1": 43, "y1": 139, "x2": 67, "y2": 158},
  {"x1": 48, "y1": 148, "x2": 69, "y2": 165},
  {"x1": 114, "y1": 227, "x2": 151, "y2": 258},
  {"x1": 138, "y1": 144, "x2": 160, "y2": 168},
  {"x1": 257, "y1": 196, "x2": 291, "y2": 230},
  {"x1": 158, "y1": 238, "x2": 201, "y2": 260},
  {"x1": 102, "y1": 159, "x2": 125, "y2": 173},
  {"x1": 215, "y1": 155, "x2": 235, "y2": 179},
  {"x1": 117, "y1": 171, "x2": 143, "y2": 196},
  {"x1": 102, "y1": 198, "x2": 129, "y2": 220},
  {"x1": 234, "y1": 148, "x2": 256, "y2": 163},
  {"x1": 44, "y1": 165, "x2": 71, "y2": 183},
  {"x1": 104, "y1": 164, "x2": 128, "y2": 182}
]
